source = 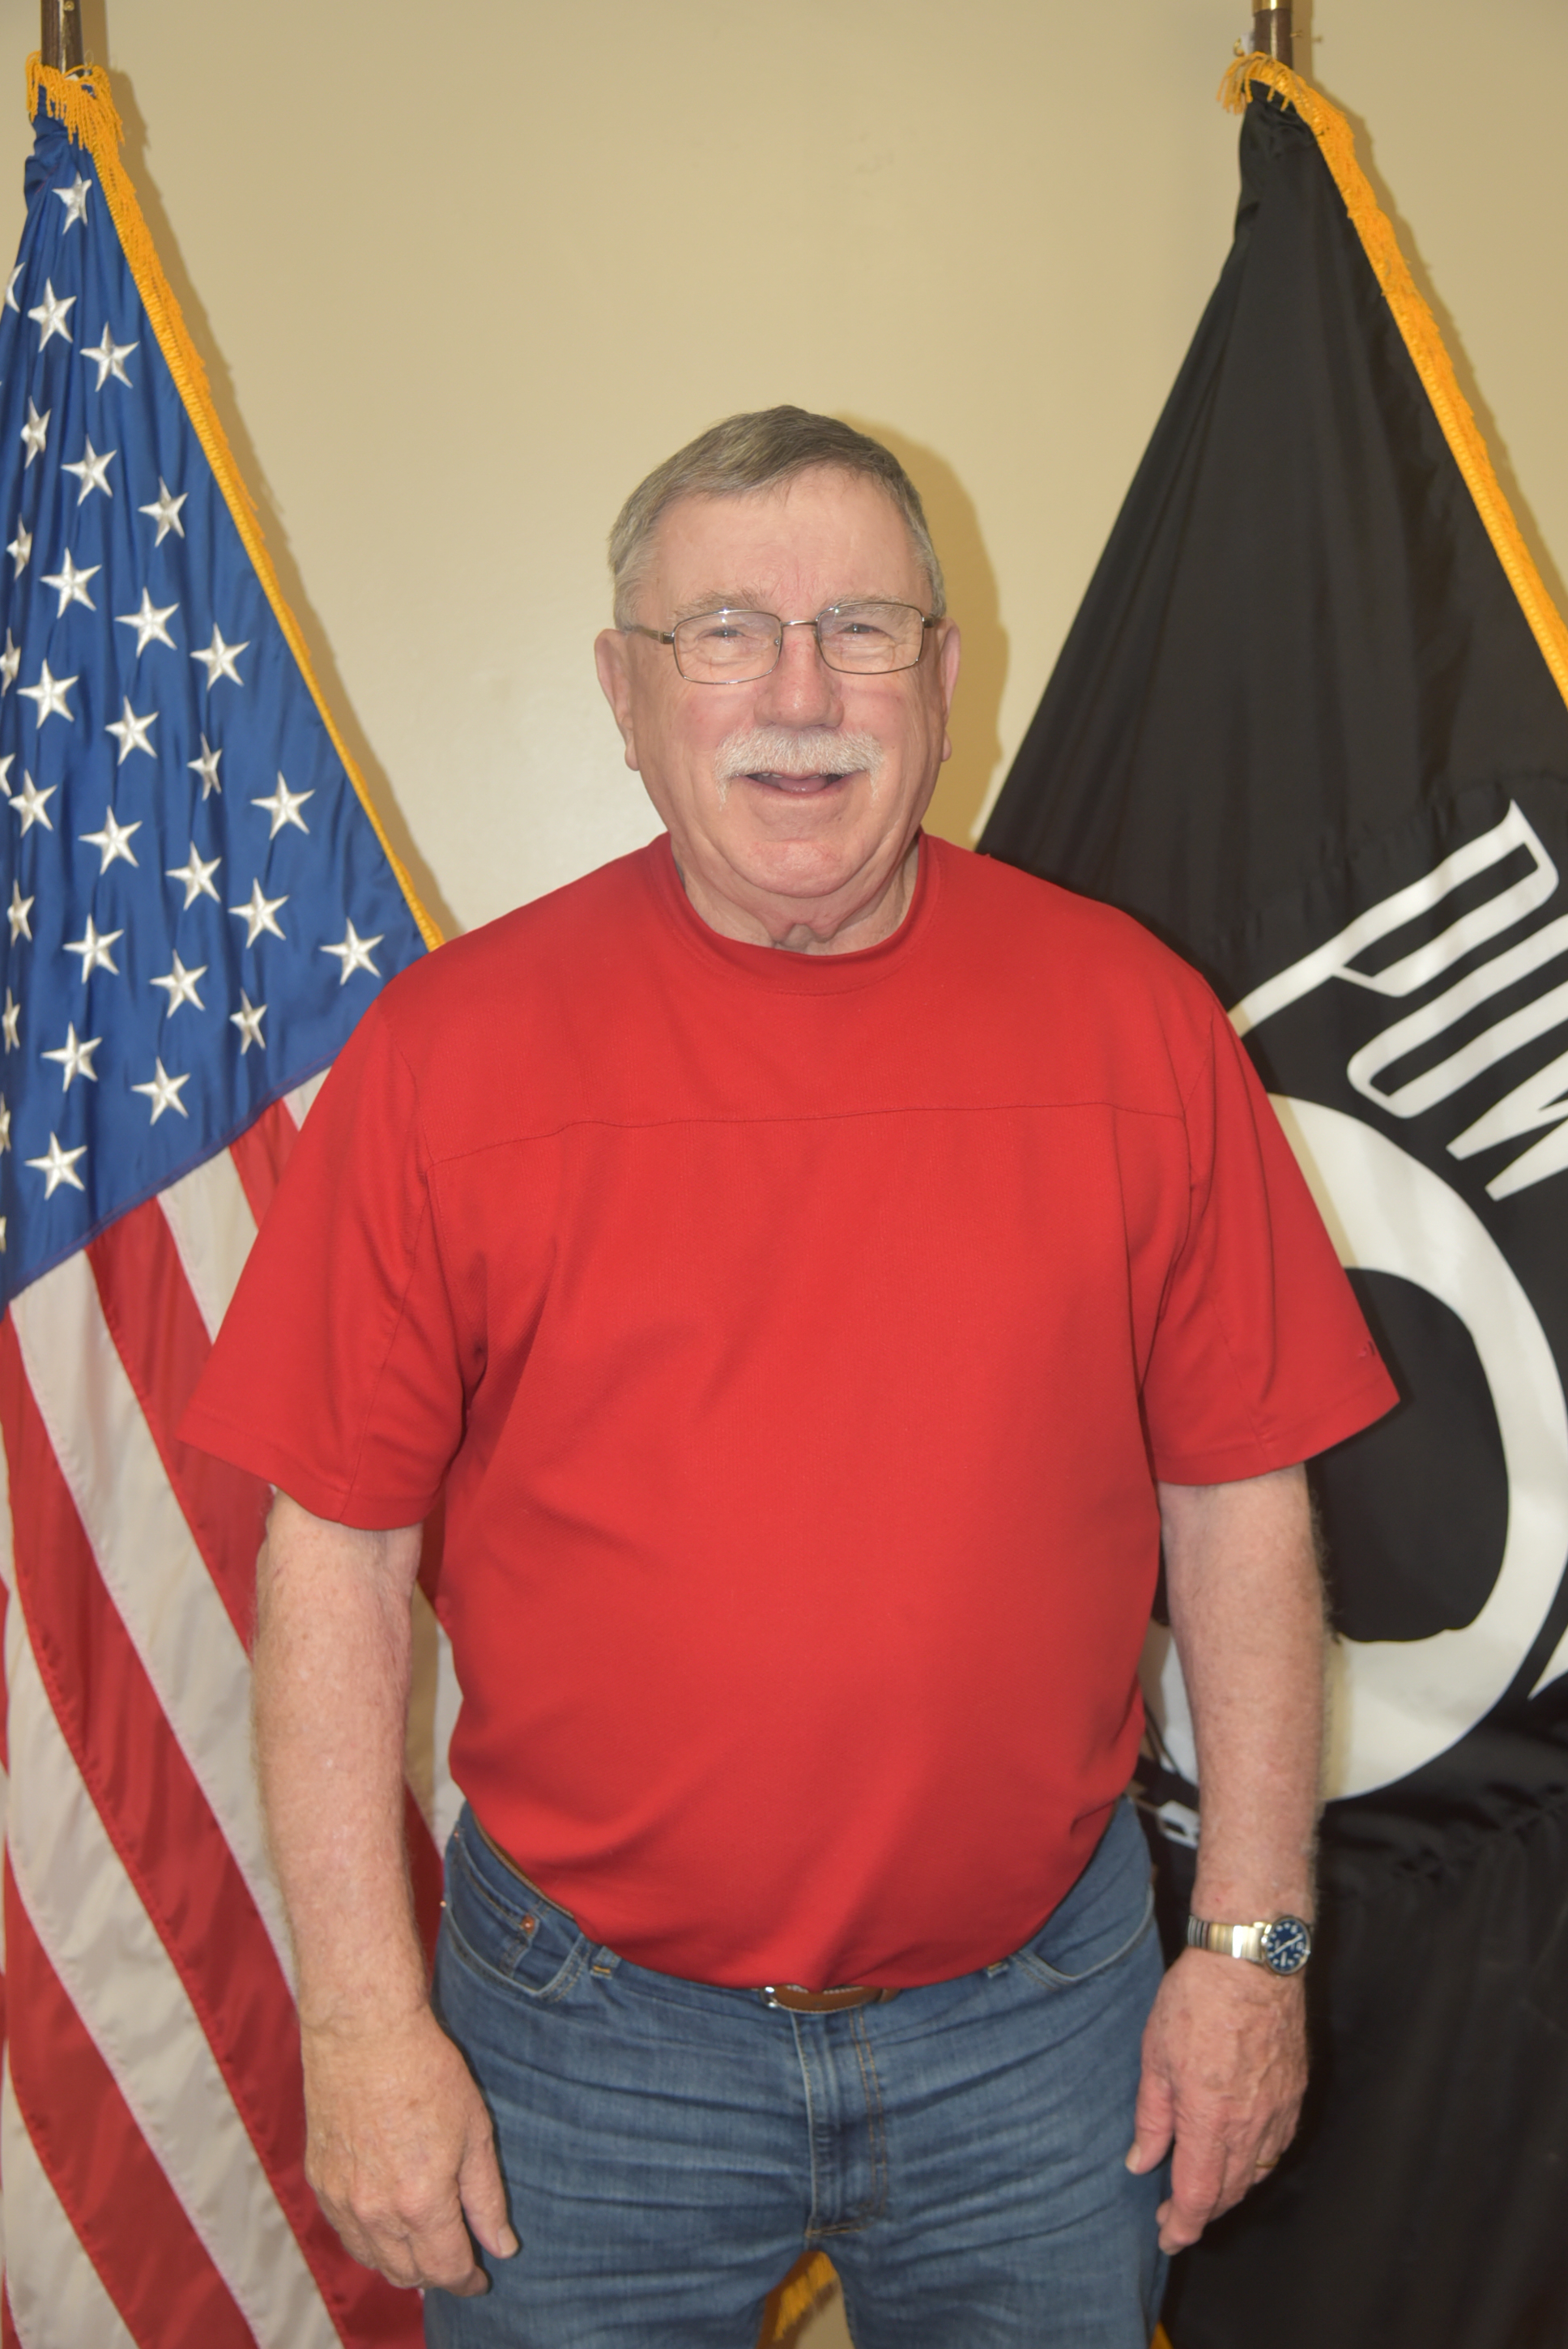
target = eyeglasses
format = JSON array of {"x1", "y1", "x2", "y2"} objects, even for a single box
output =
[{"x1": 624, "y1": 601, "x2": 937, "y2": 684}]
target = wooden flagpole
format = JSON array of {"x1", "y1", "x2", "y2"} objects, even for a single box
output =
[
  {"x1": 1251, "y1": 0, "x2": 1295, "y2": 68},
  {"x1": 40, "y1": 0, "x2": 84, "y2": 72}
]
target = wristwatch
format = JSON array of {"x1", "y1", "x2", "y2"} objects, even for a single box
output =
[{"x1": 1186, "y1": 1914, "x2": 1313, "y2": 1976}]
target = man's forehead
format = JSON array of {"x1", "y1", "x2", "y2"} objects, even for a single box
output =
[{"x1": 646, "y1": 471, "x2": 922, "y2": 598}]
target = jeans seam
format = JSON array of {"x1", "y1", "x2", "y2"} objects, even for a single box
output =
[
  {"x1": 850, "y1": 2011, "x2": 889, "y2": 2226},
  {"x1": 806, "y1": 2016, "x2": 890, "y2": 2240},
  {"x1": 792, "y1": 2014, "x2": 828, "y2": 2242}
]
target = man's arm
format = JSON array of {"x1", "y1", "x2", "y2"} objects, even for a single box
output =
[
  {"x1": 1126, "y1": 1462, "x2": 1323, "y2": 2253},
  {"x1": 255, "y1": 1492, "x2": 518, "y2": 2294}
]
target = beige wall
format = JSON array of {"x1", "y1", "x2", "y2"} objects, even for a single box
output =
[{"x1": 0, "y1": 0, "x2": 1562, "y2": 944}]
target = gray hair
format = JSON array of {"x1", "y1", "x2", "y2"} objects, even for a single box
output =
[{"x1": 608, "y1": 407, "x2": 946, "y2": 628}]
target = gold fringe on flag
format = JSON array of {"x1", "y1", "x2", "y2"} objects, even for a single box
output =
[
  {"x1": 25, "y1": 54, "x2": 442, "y2": 951},
  {"x1": 755, "y1": 2260, "x2": 1181, "y2": 2347},
  {"x1": 1221, "y1": 53, "x2": 1568, "y2": 719},
  {"x1": 757, "y1": 2252, "x2": 840, "y2": 2345}
]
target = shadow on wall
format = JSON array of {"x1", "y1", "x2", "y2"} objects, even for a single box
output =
[
  {"x1": 1316, "y1": 82, "x2": 1568, "y2": 625},
  {"x1": 1259, "y1": 0, "x2": 1563, "y2": 622},
  {"x1": 843, "y1": 419, "x2": 1009, "y2": 851},
  {"x1": 79, "y1": 28, "x2": 461, "y2": 942}
]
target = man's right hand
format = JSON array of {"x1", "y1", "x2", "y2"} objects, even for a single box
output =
[{"x1": 300, "y1": 2005, "x2": 519, "y2": 2296}]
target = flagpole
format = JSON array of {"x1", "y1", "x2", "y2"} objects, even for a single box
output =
[
  {"x1": 40, "y1": 0, "x2": 84, "y2": 72},
  {"x1": 1251, "y1": 0, "x2": 1294, "y2": 66}
]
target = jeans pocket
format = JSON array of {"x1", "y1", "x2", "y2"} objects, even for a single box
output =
[
  {"x1": 441, "y1": 1815, "x2": 592, "y2": 2005},
  {"x1": 1011, "y1": 1800, "x2": 1157, "y2": 1989}
]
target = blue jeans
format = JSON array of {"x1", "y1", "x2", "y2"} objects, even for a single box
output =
[{"x1": 426, "y1": 1799, "x2": 1166, "y2": 2348}]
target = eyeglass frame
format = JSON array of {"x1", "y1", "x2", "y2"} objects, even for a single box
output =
[{"x1": 621, "y1": 601, "x2": 940, "y2": 684}]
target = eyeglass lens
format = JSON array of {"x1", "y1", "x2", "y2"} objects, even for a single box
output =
[{"x1": 671, "y1": 603, "x2": 926, "y2": 682}]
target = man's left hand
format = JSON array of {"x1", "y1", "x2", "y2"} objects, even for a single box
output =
[{"x1": 1125, "y1": 1946, "x2": 1306, "y2": 2252}]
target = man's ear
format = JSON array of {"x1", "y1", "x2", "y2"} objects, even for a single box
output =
[
  {"x1": 937, "y1": 621, "x2": 961, "y2": 764},
  {"x1": 594, "y1": 629, "x2": 641, "y2": 773}
]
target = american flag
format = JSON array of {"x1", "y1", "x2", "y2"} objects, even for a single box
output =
[{"x1": 0, "y1": 60, "x2": 457, "y2": 2347}]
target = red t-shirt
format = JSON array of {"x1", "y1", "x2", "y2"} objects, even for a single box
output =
[{"x1": 184, "y1": 835, "x2": 1393, "y2": 1988}]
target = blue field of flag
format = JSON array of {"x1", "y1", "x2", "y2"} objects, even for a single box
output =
[{"x1": 0, "y1": 100, "x2": 428, "y2": 1308}]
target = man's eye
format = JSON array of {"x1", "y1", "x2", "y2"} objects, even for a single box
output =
[{"x1": 693, "y1": 619, "x2": 758, "y2": 645}]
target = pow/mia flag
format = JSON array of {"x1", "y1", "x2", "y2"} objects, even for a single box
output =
[{"x1": 982, "y1": 58, "x2": 1568, "y2": 2349}]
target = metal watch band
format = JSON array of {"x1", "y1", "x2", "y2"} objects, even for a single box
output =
[
  {"x1": 1186, "y1": 1913, "x2": 1314, "y2": 1975},
  {"x1": 1187, "y1": 1916, "x2": 1266, "y2": 1964}
]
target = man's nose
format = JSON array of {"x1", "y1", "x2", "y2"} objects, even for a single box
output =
[{"x1": 752, "y1": 620, "x2": 844, "y2": 724}]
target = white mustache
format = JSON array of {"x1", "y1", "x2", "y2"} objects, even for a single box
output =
[{"x1": 714, "y1": 727, "x2": 885, "y2": 785}]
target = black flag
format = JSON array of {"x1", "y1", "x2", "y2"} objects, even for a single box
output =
[{"x1": 982, "y1": 56, "x2": 1568, "y2": 2349}]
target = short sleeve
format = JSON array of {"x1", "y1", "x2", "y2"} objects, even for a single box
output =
[
  {"x1": 1140, "y1": 1008, "x2": 1396, "y2": 1483},
  {"x1": 180, "y1": 1003, "x2": 467, "y2": 1528}
]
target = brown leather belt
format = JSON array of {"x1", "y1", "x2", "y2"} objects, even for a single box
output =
[
  {"x1": 473, "y1": 1820, "x2": 901, "y2": 2011},
  {"x1": 761, "y1": 1983, "x2": 901, "y2": 2012}
]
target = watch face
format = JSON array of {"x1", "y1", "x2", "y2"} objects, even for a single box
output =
[{"x1": 1259, "y1": 1916, "x2": 1312, "y2": 1975}]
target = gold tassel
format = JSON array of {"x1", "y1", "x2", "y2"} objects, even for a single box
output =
[
  {"x1": 761, "y1": 2251, "x2": 840, "y2": 2343},
  {"x1": 24, "y1": 55, "x2": 442, "y2": 949},
  {"x1": 1218, "y1": 52, "x2": 1568, "y2": 718}
]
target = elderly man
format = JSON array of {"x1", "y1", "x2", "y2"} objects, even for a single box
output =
[{"x1": 185, "y1": 408, "x2": 1394, "y2": 2349}]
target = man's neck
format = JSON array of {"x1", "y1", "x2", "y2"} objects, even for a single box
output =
[{"x1": 671, "y1": 835, "x2": 922, "y2": 956}]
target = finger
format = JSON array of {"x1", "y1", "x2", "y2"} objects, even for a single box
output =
[
  {"x1": 394, "y1": 2175, "x2": 498, "y2": 2296},
  {"x1": 458, "y1": 2120, "x2": 519, "y2": 2261},
  {"x1": 352, "y1": 2223, "x2": 484, "y2": 2296},
  {"x1": 1124, "y1": 2062, "x2": 1175, "y2": 2176},
  {"x1": 400, "y1": 2215, "x2": 490, "y2": 2298},
  {"x1": 326, "y1": 2187, "x2": 488, "y2": 2296},
  {"x1": 1156, "y1": 2190, "x2": 1212, "y2": 2256},
  {"x1": 1165, "y1": 2125, "x2": 1285, "y2": 2246},
  {"x1": 1157, "y1": 2130, "x2": 1230, "y2": 2251},
  {"x1": 1157, "y1": 2189, "x2": 1219, "y2": 2250},
  {"x1": 1216, "y1": 2102, "x2": 1303, "y2": 2215},
  {"x1": 334, "y1": 2223, "x2": 482, "y2": 2295},
  {"x1": 434, "y1": 2260, "x2": 492, "y2": 2300},
  {"x1": 1242, "y1": 2129, "x2": 1291, "y2": 2188}
]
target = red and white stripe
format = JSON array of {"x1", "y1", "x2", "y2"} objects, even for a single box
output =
[{"x1": 0, "y1": 1078, "x2": 458, "y2": 2348}]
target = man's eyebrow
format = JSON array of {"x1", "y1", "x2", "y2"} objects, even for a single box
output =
[
  {"x1": 668, "y1": 591, "x2": 772, "y2": 622},
  {"x1": 667, "y1": 590, "x2": 893, "y2": 622}
]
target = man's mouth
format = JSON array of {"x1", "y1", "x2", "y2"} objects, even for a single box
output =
[{"x1": 745, "y1": 767, "x2": 851, "y2": 794}]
